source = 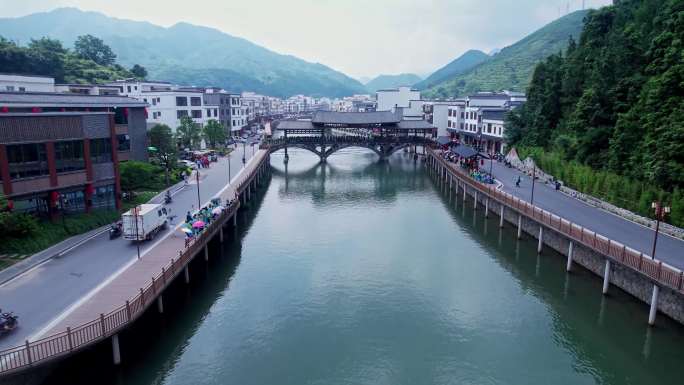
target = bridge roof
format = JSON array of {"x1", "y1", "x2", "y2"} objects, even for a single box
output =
[
  {"x1": 276, "y1": 120, "x2": 316, "y2": 130},
  {"x1": 397, "y1": 120, "x2": 435, "y2": 130},
  {"x1": 312, "y1": 110, "x2": 400, "y2": 125}
]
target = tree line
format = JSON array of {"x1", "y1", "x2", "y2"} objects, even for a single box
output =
[
  {"x1": 505, "y1": 0, "x2": 683, "y2": 226},
  {"x1": 0, "y1": 34, "x2": 147, "y2": 83}
]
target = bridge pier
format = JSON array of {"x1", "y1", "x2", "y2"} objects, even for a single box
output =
[
  {"x1": 233, "y1": 213, "x2": 237, "y2": 227},
  {"x1": 204, "y1": 245, "x2": 209, "y2": 262},
  {"x1": 499, "y1": 205, "x2": 504, "y2": 228},
  {"x1": 517, "y1": 215, "x2": 522, "y2": 239},
  {"x1": 485, "y1": 197, "x2": 489, "y2": 218},
  {"x1": 157, "y1": 295, "x2": 164, "y2": 314},
  {"x1": 649, "y1": 284, "x2": 660, "y2": 325},
  {"x1": 184, "y1": 266, "x2": 190, "y2": 284},
  {"x1": 602, "y1": 260, "x2": 611, "y2": 294},
  {"x1": 111, "y1": 334, "x2": 121, "y2": 365},
  {"x1": 220, "y1": 226, "x2": 224, "y2": 243},
  {"x1": 537, "y1": 226, "x2": 543, "y2": 253},
  {"x1": 566, "y1": 241, "x2": 574, "y2": 272}
]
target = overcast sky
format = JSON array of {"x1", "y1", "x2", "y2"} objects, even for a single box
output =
[{"x1": 4, "y1": 0, "x2": 612, "y2": 80}]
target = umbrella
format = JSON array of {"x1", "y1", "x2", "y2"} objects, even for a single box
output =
[
  {"x1": 180, "y1": 227, "x2": 193, "y2": 234},
  {"x1": 192, "y1": 220, "x2": 205, "y2": 228},
  {"x1": 212, "y1": 207, "x2": 223, "y2": 215}
]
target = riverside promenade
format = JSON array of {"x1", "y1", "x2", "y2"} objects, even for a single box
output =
[
  {"x1": 0, "y1": 149, "x2": 271, "y2": 376},
  {"x1": 428, "y1": 148, "x2": 684, "y2": 325}
]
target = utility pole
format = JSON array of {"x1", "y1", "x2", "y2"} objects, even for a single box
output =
[{"x1": 134, "y1": 206, "x2": 141, "y2": 259}]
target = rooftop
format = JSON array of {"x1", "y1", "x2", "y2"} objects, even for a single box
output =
[
  {"x1": 0, "y1": 92, "x2": 147, "y2": 108},
  {"x1": 312, "y1": 110, "x2": 400, "y2": 125}
]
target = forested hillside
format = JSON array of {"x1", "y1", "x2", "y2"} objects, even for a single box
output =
[
  {"x1": 506, "y1": 0, "x2": 684, "y2": 226},
  {"x1": 0, "y1": 35, "x2": 140, "y2": 84},
  {"x1": 423, "y1": 10, "x2": 587, "y2": 98},
  {"x1": 365, "y1": 73, "x2": 422, "y2": 93},
  {"x1": 414, "y1": 50, "x2": 489, "y2": 90}
]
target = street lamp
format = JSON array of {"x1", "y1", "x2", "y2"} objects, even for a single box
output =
[
  {"x1": 651, "y1": 201, "x2": 670, "y2": 259},
  {"x1": 227, "y1": 150, "x2": 232, "y2": 185},
  {"x1": 195, "y1": 170, "x2": 201, "y2": 209},
  {"x1": 530, "y1": 165, "x2": 536, "y2": 205},
  {"x1": 242, "y1": 140, "x2": 246, "y2": 166}
]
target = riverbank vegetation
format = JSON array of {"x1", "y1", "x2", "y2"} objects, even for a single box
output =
[{"x1": 506, "y1": 0, "x2": 684, "y2": 227}]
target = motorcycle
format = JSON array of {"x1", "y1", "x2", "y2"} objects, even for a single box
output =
[
  {"x1": 164, "y1": 191, "x2": 172, "y2": 204},
  {"x1": 0, "y1": 311, "x2": 18, "y2": 334},
  {"x1": 109, "y1": 221, "x2": 123, "y2": 240}
]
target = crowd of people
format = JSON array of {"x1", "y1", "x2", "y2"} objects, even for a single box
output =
[
  {"x1": 182, "y1": 196, "x2": 237, "y2": 247},
  {"x1": 440, "y1": 150, "x2": 495, "y2": 185}
]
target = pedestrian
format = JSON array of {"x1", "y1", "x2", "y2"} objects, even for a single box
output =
[
  {"x1": 186, "y1": 211, "x2": 192, "y2": 223},
  {"x1": 515, "y1": 175, "x2": 521, "y2": 188}
]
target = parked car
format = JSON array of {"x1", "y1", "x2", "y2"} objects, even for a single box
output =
[{"x1": 178, "y1": 160, "x2": 197, "y2": 169}]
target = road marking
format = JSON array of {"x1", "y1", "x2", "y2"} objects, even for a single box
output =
[{"x1": 28, "y1": 154, "x2": 260, "y2": 341}]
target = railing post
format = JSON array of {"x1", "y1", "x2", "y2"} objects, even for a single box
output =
[
  {"x1": 678, "y1": 271, "x2": 683, "y2": 291},
  {"x1": 152, "y1": 277, "x2": 156, "y2": 295},
  {"x1": 125, "y1": 300, "x2": 131, "y2": 321},
  {"x1": 25, "y1": 340, "x2": 32, "y2": 365},
  {"x1": 162, "y1": 267, "x2": 166, "y2": 284},
  {"x1": 657, "y1": 261, "x2": 662, "y2": 280},
  {"x1": 67, "y1": 327, "x2": 73, "y2": 351},
  {"x1": 621, "y1": 245, "x2": 626, "y2": 262},
  {"x1": 140, "y1": 288, "x2": 144, "y2": 306},
  {"x1": 100, "y1": 313, "x2": 106, "y2": 336}
]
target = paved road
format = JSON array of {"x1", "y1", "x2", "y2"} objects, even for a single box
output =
[
  {"x1": 487, "y1": 160, "x2": 684, "y2": 270},
  {"x1": 0, "y1": 145, "x2": 255, "y2": 350}
]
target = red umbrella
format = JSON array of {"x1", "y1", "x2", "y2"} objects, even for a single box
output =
[{"x1": 192, "y1": 220, "x2": 205, "y2": 228}]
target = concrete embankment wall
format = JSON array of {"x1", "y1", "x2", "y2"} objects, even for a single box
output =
[{"x1": 427, "y1": 151, "x2": 684, "y2": 326}]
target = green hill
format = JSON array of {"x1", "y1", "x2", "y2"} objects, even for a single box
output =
[
  {"x1": 414, "y1": 50, "x2": 489, "y2": 90},
  {"x1": 423, "y1": 10, "x2": 588, "y2": 98},
  {"x1": 364, "y1": 73, "x2": 422, "y2": 93},
  {"x1": 506, "y1": 0, "x2": 684, "y2": 226},
  {"x1": 0, "y1": 8, "x2": 367, "y2": 98}
]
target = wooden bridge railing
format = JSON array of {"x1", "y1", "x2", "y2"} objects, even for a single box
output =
[
  {"x1": 428, "y1": 148, "x2": 684, "y2": 293},
  {"x1": 0, "y1": 151, "x2": 270, "y2": 376}
]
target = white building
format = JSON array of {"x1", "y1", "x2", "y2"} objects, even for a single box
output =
[
  {"x1": 376, "y1": 86, "x2": 420, "y2": 112},
  {"x1": 431, "y1": 100, "x2": 465, "y2": 137},
  {"x1": 54, "y1": 83, "x2": 120, "y2": 96},
  {"x1": 0, "y1": 73, "x2": 55, "y2": 93}
]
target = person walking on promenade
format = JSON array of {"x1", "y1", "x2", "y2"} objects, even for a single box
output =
[{"x1": 516, "y1": 175, "x2": 521, "y2": 188}]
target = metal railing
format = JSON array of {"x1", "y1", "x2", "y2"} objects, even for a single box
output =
[
  {"x1": 428, "y1": 148, "x2": 684, "y2": 293},
  {"x1": 0, "y1": 151, "x2": 270, "y2": 376}
]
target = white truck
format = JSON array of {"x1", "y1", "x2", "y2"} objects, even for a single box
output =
[{"x1": 122, "y1": 204, "x2": 169, "y2": 241}]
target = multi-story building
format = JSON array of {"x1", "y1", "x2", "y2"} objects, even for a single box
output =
[
  {"x1": 54, "y1": 84, "x2": 121, "y2": 96},
  {"x1": 444, "y1": 91, "x2": 526, "y2": 154},
  {"x1": 376, "y1": 86, "x2": 420, "y2": 112},
  {"x1": 0, "y1": 92, "x2": 148, "y2": 215},
  {"x1": 228, "y1": 94, "x2": 245, "y2": 135},
  {"x1": 0, "y1": 73, "x2": 55, "y2": 93}
]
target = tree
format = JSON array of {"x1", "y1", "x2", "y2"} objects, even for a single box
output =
[
  {"x1": 130, "y1": 64, "x2": 147, "y2": 79},
  {"x1": 27, "y1": 37, "x2": 66, "y2": 81},
  {"x1": 149, "y1": 124, "x2": 177, "y2": 186},
  {"x1": 203, "y1": 119, "x2": 226, "y2": 148},
  {"x1": 74, "y1": 34, "x2": 116, "y2": 66},
  {"x1": 176, "y1": 116, "x2": 202, "y2": 150},
  {"x1": 0, "y1": 194, "x2": 38, "y2": 238},
  {"x1": 119, "y1": 161, "x2": 159, "y2": 197}
]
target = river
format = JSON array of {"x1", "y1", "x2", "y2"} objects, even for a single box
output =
[{"x1": 26, "y1": 149, "x2": 684, "y2": 385}]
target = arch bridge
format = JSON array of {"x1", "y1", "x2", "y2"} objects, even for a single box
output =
[{"x1": 263, "y1": 110, "x2": 436, "y2": 162}]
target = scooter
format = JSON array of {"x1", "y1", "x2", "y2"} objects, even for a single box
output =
[
  {"x1": 109, "y1": 221, "x2": 123, "y2": 240},
  {"x1": 0, "y1": 311, "x2": 18, "y2": 334}
]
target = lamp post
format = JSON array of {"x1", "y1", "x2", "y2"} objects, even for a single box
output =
[
  {"x1": 530, "y1": 165, "x2": 536, "y2": 205},
  {"x1": 133, "y1": 205, "x2": 141, "y2": 259},
  {"x1": 227, "y1": 151, "x2": 232, "y2": 184},
  {"x1": 242, "y1": 140, "x2": 246, "y2": 166},
  {"x1": 651, "y1": 201, "x2": 670, "y2": 259},
  {"x1": 195, "y1": 170, "x2": 201, "y2": 209}
]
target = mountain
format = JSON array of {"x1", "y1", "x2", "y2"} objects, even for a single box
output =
[
  {"x1": 423, "y1": 10, "x2": 589, "y2": 98},
  {"x1": 364, "y1": 73, "x2": 422, "y2": 93},
  {"x1": 414, "y1": 50, "x2": 490, "y2": 90},
  {"x1": 0, "y1": 8, "x2": 367, "y2": 98}
]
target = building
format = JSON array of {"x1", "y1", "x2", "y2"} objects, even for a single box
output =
[
  {"x1": 376, "y1": 86, "x2": 420, "y2": 112},
  {"x1": 431, "y1": 100, "x2": 465, "y2": 137},
  {"x1": 0, "y1": 92, "x2": 148, "y2": 215},
  {"x1": 444, "y1": 91, "x2": 526, "y2": 154},
  {"x1": 0, "y1": 74, "x2": 55, "y2": 93},
  {"x1": 54, "y1": 84, "x2": 121, "y2": 96}
]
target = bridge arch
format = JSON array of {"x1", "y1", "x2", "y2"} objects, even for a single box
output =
[{"x1": 268, "y1": 142, "x2": 412, "y2": 162}]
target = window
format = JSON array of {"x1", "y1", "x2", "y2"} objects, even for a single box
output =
[
  {"x1": 92, "y1": 184, "x2": 115, "y2": 209},
  {"x1": 206, "y1": 108, "x2": 211, "y2": 117},
  {"x1": 487, "y1": 123, "x2": 492, "y2": 133},
  {"x1": 460, "y1": 123, "x2": 464, "y2": 130},
  {"x1": 127, "y1": 86, "x2": 131, "y2": 93},
  {"x1": 143, "y1": 98, "x2": 147, "y2": 103},
  {"x1": 90, "y1": 138, "x2": 112, "y2": 164},
  {"x1": 18, "y1": 87, "x2": 26, "y2": 92},
  {"x1": 447, "y1": 120, "x2": 451, "y2": 128},
  {"x1": 177, "y1": 110, "x2": 188, "y2": 119},
  {"x1": 214, "y1": 109, "x2": 218, "y2": 116},
  {"x1": 7, "y1": 143, "x2": 49, "y2": 179},
  {"x1": 176, "y1": 97, "x2": 188, "y2": 106},
  {"x1": 460, "y1": 112, "x2": 464, "y2": 119},
  {"x1": 54, "y1": 140, "x2": 85, "y2": 173},
  {"x1": 117, "y1": 134, "x2": 131, "y2": 151},
  {"x1": 134, "y1": 86, "x2": 138, "y2": 91},
  {"x1": 114, "y1": 108, "x2": 128, "y2": 125},
  {"x1": 191, "y1": 110, "x2": 202, "y2": 119},
  {"x1": 152, "y1": 98, "x2": 157, "y2": 106},
  {"x1": 190, "y1": 97, "x2": 201, "y2": 106},
  {"x1": 5, "y1": 86, "x2": 14, "y2": 91}
]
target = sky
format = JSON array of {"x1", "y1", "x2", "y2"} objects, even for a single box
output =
[{"x1": 2, "y1": 0, "x2": 613, "y2": 80}]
